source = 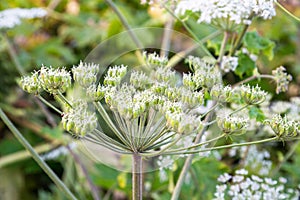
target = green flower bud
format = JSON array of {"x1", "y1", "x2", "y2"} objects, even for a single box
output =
[
  {"x1": 72, "y1": 61, "x2": 99, "y2": 88},
  {"x1": 264, "y1": 114, "x2": 299, "y2": 140},
  {"x1": 272, "y1": 66, "x2": 292, "y2": 94},
  {"x1": 39, "y1": 66, "x2": 71, "y2": 94},
  {"x1": 19, "y1": 71, "x2": 42, "y2": 94},
  {"x1": 217, "y1": 115, "x2": 248, "y2": 134},
  {"x1": 143, "y1": 51, "x2": 168, "y2": 69},
  {"x1": 210, "y1": 85, "x2": 233, "y2": 102},
  {"x1": 239, "y1": 85, "x2": 267, "y2": 105}
]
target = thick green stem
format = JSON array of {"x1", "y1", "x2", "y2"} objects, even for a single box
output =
[
  {"x1": 132, "y1": 153, "x2": 143, "y2": 200},
  {"x1": 0, "y1": 109, "x2": 77, "y2": 200}
]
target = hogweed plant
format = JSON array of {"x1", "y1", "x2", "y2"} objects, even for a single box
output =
[{"x1": 16, "y1": 0, "x2": 300, "y2": 199}]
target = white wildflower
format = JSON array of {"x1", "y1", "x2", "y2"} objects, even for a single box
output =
[
  {"x1": 175, "y1": 0, "x2": 276, "y2": 28},
  {"x1": 0, "y1": 8, "x2": 47, "y2": 29},
  {"x1": 220, "y1": 56, "x2": 238, "y2": 73}
]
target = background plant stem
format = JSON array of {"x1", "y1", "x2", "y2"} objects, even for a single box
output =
[{"x1": 0, "y1": 108, "x2": 78, "y2": 200}]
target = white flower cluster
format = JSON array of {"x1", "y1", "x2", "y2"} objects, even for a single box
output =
[
  {"x1": 220, "y1": 56, "x2": 238, "y2": 73},
  {"x1": 72, "y1": 61, "x2": 99, "y2": 88},
  {"x1": 175, "y1": 0, "x2": 276, "y2": 27},
  {"x1": 214, "y1": 169, "x2": 299, "y2": 200},
  {"x1": 61, "y1": 100, "x2": 98, "y2": 137},
  {"x1": 0, "y1": 8, "x2": 47, "y2": 29},
  {"x1": 217, "y1": 115, "x2": 248, "y2": 134},
  {"x1": 20, "y1": 65, "x2": 71, "y2": 94},
  {"x1": 272, "y1": 66, "x2": 293, "y2": 94},
  {"x1": 183, "y1": 56, "x2": 221, "y2": 90},
  {"x1": 229, "y1": 145, "x2": 272, "y2": 176}
]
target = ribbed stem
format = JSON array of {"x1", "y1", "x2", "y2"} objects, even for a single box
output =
[{"x1": 132, "y1": 153, "x2": 143, "y2": 200}]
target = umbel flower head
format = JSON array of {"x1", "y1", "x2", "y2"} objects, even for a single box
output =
[
  {"x1": 19, "y1": 65, "x2": 72, "y2": 94},
  {"x1": 272, "y1": 66, "x2": 293, "y2": 94},
  {"x1": 61, "y1": 100, "x2": 98, "y2": 137},
  {"x1": 39, "y1": 66, "x2": 72, "y2": 94},
  {"x1": 19, "y1": 53, "x2": 239, "y2": 156},
  {"x1": 175, "y1": 0, "x2": 276, "y2": 30},
  {"x1": 264, "y1": 114, "x2": 299, "y2": 140},
  {"x1": 72, "y1": 61, "x2": 99, "y2": 88},
  {"x1": 183, "y1": 56, "x2": 221, "y2": 90},
  {"x1": 0, "y1": 8, "x2": 47, "y2": 29},
  {"x1": 217, "y1": 115, "x2": 248, "y2": 134},
  {"x1": 238, "y1": 84, "x2": 267, "y2": 105},
  {"x1": 19, "y1": 71, "x2": 42, "y2": 94}
]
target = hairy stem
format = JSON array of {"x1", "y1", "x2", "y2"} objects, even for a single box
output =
[{"x1": 0, "y1": 109, "x2": 77, "y2": 200}]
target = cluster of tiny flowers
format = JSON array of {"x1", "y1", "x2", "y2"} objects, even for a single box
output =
[
  {"x1": 217, "y1": 115, "x2": 248, "y2": 134},
  {"x1": 220, "y1": 56, "x2": 238, "y2": 73},
  {"x1": 229, "y1": 145, "x2": 272, "y2": 175},
  {"x1": 264, "y1": 114, "x2": 299, "y2": 140},
  {"x1": 143, "y1": 51, "x2": 168, "y2": 68},
  {"x1": 214, "y1": 169, "x2": 299, "y2": 200},
  {"x1": 61, "y1": 101, "x2": 98, "y2": 137},
  {"x1": 20, "y1": 65, "x2": 72, "y2": 94},
  {"x1": 165, "y1": 111, "x2": 202, "y2": 134},
  {"x1": 104, "y1": 65, "x2": 127, "y2": 86},
  {"x1": 39, "y1": 66, "x2": 72, "y2": 94},
  {"x1": 130, "y1": 71, "x2": 152, "y2": 90},
  {"x1": 72, "y1": 61, "x2": 99, "y2": 88},
  {"x1": 19, "y1": 71, "x2": 42, "y2": 94},
  {"x1": 239, "y1": 84, "x2": 267, "y2": 105},
  {"x1": 210, "y1": 85, "x2": 233, "y2": 103},
  {"x1": 175, "y1": 0, "x2": 276, "y2": 27},
  {"x1": 183, "y1": 56, "x2": 221, "y2": 90},
  {"x1": 0, "y1": 8, "x2": 47, "y2": 29},
  {"x1": 272, "y1": 66, "x2": 293, "y2": 94}
]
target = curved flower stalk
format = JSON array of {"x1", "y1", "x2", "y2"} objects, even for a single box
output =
[{"x1": 20, "y1": 52, "x2": 296, "y2": 199}]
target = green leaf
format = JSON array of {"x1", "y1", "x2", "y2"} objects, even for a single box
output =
[
  {"x1": 235, "y1": 53, "x2": 256, "y2": 78},
  {"x1": 248, "y1": 106, "x2": 265, "y2": 122},
  {"x1": 244, "y1": 31, "x2": 275, "y2": 60}
]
